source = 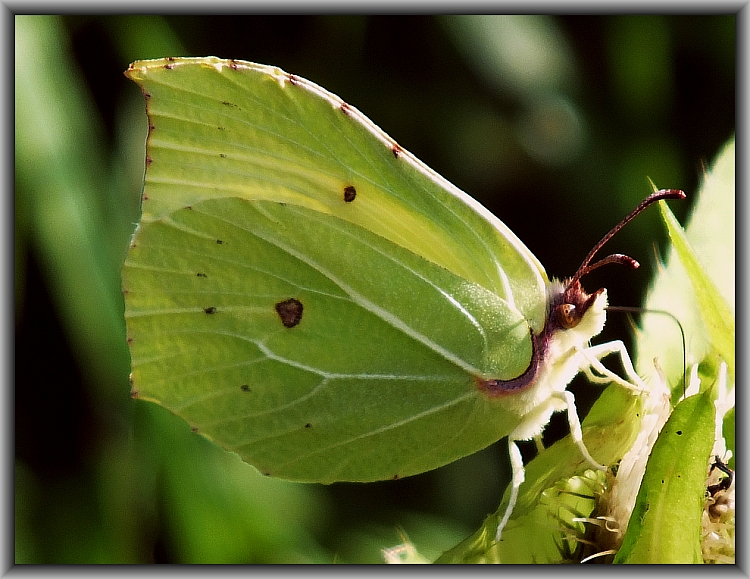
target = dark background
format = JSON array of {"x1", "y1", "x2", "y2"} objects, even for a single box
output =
[{"x1": 15, "y1": 14, "x2": 735, "y2": 563}]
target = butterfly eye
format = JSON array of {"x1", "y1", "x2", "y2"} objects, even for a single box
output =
[{"x1": 555, "y1": 303, "x2": 579, "y2": 329}]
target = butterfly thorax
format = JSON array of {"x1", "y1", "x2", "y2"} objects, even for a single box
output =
[
  {"x1": 477, "y1": 280, "x2": 608, "y2": 440},
  {"x1": 476, "y1": 279, "x2": 607, "y2": 399}
]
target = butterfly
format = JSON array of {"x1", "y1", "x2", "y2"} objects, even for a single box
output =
[{"x1": 123, "y1": 57, "x2": 684, "y2": 543}]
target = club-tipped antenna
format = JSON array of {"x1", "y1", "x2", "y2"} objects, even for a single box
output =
[{"x1": 568, "y1": 189, "x2": 686, "y2": 288}]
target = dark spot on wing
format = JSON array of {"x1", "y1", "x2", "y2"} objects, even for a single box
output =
[
  {"x1": 275, "y1": 298, "x2": 303, "y2": 328},
  {"x1": 343, "y1": 185, "x2": 357, "y2": 202},
  {"x1": 204, "y1": 306, "x2": 216, "y2": 314}
]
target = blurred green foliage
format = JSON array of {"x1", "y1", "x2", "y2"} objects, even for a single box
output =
[{"x1": 15, "y1": 14, "x2": 734, "y2": 563}]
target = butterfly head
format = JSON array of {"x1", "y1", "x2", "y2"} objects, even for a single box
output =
[{"x1": 549, "y1": 189, "x2": 686, "y2": 334}]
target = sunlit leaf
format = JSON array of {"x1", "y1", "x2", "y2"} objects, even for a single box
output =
[
  {"x1": 613, "y1": 388, "x2": 716, "y2": 564},
  {"x1": 635, "y1": 137, "x2": 735, "y2": 393}
]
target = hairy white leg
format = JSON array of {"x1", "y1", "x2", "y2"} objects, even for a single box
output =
[
  {"x1": 495, "y1": 440, "x2": 525, "y2": 542},
  {"x1": 578, "y1": 340, "x2": 647, "y2": 393},
  {"x1": 494, "y1": 340, "x2": 644, "y2": 544},
  {"x1": 553, "y1": 390, "x2": 607, "y2": 471},
  {"x1": 581, "y1": 363, "x2": 615, "y2": 384}
]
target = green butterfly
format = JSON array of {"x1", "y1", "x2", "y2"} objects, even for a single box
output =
[{"x1": 123, "y1": 57, "x2": 683, "y2": 543}]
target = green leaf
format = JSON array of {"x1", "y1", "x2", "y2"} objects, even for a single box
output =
[
  {"x1": 613, "y1": 388, "x2": 716, "y2": 564},
  {"x1": 618, "y1": 136, "x2": 735, "y2": 564},
  {"x1": 437, "y1": 384, "x2": 643, "y2": 563},
  {"x1": 441, "y1": 136, "x2": 736, "y2": 564},
  {"x1": 658, "y1": 201, "x2": 734, "y2": 384},
  {"x1": 15, "y1": 16, "x2": 132, "y2": 396},
  {"x1": 635, "y1": 137, "x2": 735, "y2": 394}
]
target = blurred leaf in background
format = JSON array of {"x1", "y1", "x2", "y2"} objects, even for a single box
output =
[
  {"x1": 15, "y1": 15, "x2": 332, "y2": 564},
  {"x1": 14, "y1": 14, "x2": 734, "y2": 563}
]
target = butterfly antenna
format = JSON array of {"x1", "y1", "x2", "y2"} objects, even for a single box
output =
[
  {"x1": 568, "y1": 189, "x2": 686, "y2": 287},
  {"x1": 606, "y1": 306, "x2": 687, "y2": 395}
]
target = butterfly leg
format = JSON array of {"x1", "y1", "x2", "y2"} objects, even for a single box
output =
[
  {"x1": 533, "y1": 434, "x2": 545, "y2": 453},
  {"x1": 553, "y1": 390, "x2": 607, "y2": 471},
  {"x1": 495, "y1": 439, "x2": 525, "y2": 542},
  {"x1": 578, "y1": 339, "x2": 648, "y2": 394},
  {"x1": 494, "y1": 341, "x2": 642, "y2": 544}
]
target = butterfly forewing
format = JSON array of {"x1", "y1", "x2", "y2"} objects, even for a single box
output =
[{"x1": 128, "y1": 57, "x2": 547, "y2": 328}]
